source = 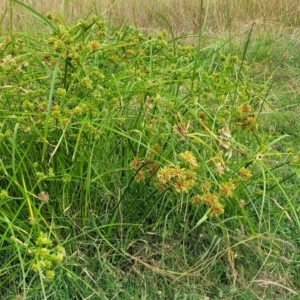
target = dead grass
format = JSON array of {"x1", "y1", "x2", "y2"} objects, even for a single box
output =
[{"x1": 1, "y1": 0, "x2": 300, "y2": 35}]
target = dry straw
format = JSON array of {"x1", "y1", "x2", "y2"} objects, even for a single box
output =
[{"x1": 1, "y1": 0, "x2": 300, "y2": 35}]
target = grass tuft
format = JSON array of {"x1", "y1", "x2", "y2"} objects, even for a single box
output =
[{"x1": 0, "y1": 1, "x2": 299, "y2": 299}]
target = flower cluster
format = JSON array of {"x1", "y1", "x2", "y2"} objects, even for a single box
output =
[
  {"x1": 191, "y1": 181, "x2": 236, "y2": 217},
  {"x1": 130, "y1": 156, "x2": 160, "y2": 182},
  {"x1": 156, "y1": 151, "x2": 198, "y2": 193},
  {"x1": 30, "y1": 232, "x2": 65, "y2": 280},
  {"x1": 191, "y1": 193, "x2": 224, "y2": 217},
  {"x1": 156, "y1": 164, "x2": 197, "y2": 193}
]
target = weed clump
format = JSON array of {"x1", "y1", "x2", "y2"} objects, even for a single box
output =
[{"x1": 0, "y1": 6, "x2": 299, "y2": 299}]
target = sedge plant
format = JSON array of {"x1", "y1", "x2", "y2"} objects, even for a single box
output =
[{"x1": 0, "y1": 1, "x2": 299, "y2": 299}]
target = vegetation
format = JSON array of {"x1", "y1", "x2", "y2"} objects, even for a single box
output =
[{"x1": 0, "y1": 0, "x2": 299, "y2": 299}]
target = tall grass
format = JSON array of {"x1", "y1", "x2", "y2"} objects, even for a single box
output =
[
  {"x1": 1, "y1": 0, "x2": 300, "y2": 34},
  {"x1": 0, "y1": 1, "x2": 300, "y2": 299}
]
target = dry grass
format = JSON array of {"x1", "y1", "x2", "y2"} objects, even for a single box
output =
[{"x1": 1, "y1": 0, "x2": 300, "y2": 35}]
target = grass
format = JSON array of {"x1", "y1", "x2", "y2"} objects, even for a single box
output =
[
  {"x1": 1, "y1": 0, "x2": 300, "y2": 34},
  {"x1": 0, "y1": 1, "x2": 300, "y2": 299}
]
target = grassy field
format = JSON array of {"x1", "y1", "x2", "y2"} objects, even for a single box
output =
[
  {"x1": 1, "y1": 0, "x2": 300, "y2": 33},
  {"x1": 0, "y1": 1, "x2": 300, "y2": 299}
]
